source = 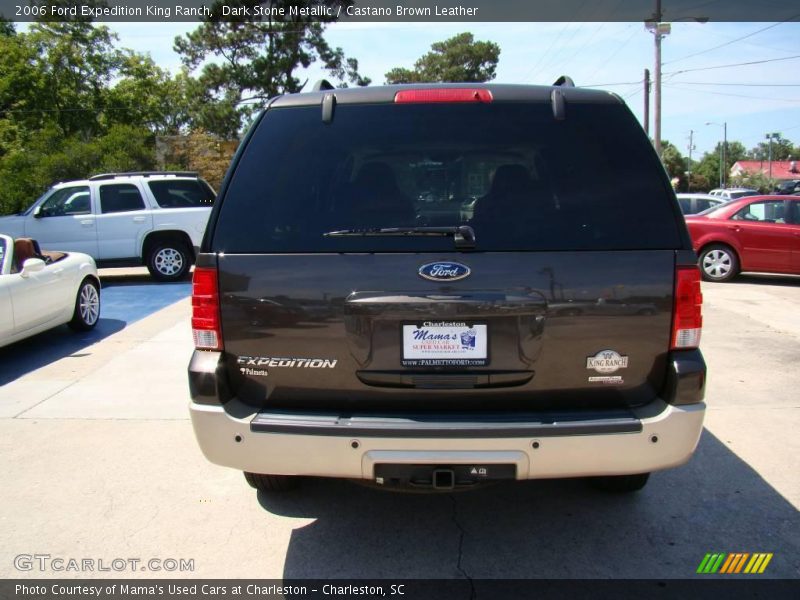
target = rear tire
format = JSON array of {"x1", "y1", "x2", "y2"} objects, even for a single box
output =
[
  {"x1": 244, "y1": 472, "x2": 299, "y2": 493},
  {"x1": 589, "y1": 473, "x2": 650, "y2": 493},
  {"x1": 68, "y1": 278, "x2": 100, "y2": 332},
  {"x1": 699, "y1": 244, "x2": 739, "y2": 282},
  {"x1": 146, "y1": 241, "x2": 191, "y2": 282}
]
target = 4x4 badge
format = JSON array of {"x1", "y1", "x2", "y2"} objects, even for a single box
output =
[{"x1": 418, "y1": 262, "x2": 471, "y2": 282}]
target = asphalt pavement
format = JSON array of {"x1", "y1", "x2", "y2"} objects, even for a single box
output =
[{"x1": 0, "y1": 269, "x2": 798, "y2": 580}]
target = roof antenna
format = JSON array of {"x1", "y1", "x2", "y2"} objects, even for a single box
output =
[
  {"x1": 553, "y1": 75, "x2": 575, "y2": 87},
  {"x1": 313, "y1": 79, "x2": 335, "y2": 92}
]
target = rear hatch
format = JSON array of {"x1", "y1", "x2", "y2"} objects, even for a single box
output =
[{"x1": 208, "y1": 87, "x2": 687, "y2": 412}]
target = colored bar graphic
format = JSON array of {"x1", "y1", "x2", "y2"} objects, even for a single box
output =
[
  {"x1": 719, "y1": 554, "x2": 736, "y2": 574},
  {"x1": 700, "y1": 552, "x2": 773, "y2": 574},
  {"x1": 734, "y1": 553, "x2": 749, "y2": 573},
  {"x1": 696, "y1": 554, "x2": 713, "y2": 574},
  {"x1": 758, "y1": 554, "x2": 773, "y2": 573},
  {"x1": 711, "y1": 553, "x2": 726, "y2": 573}
]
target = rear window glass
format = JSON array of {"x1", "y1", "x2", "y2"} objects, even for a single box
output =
[
  {"x1": 99, "y1": 184, "x2": 145, "y2": 214},
  {"x1": 212, "y1": 102, "x2": 681, "y2": 252},
  {"x1": 148, "y1": 179, "x2": 216, "y2": 208}
]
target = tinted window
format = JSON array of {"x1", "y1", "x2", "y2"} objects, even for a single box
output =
[
  {"x1": 678, "y1": 198, "x2": 691, "y2": 213},
  {"x1": 0, "y1": 237, "x2": 6, "y2": 272},
  {"x1": 213, "y1": 103, "x2": 681, "y2": 252},
  {"x1": 695, "y1": 199, "x2": 714, "y2": 212},
  {"x1": 148, "y1": 179, "x2": 215, "y2": 208},
  {"x1": 99, "y1": 184, "x2": 145, "y2": 214},
  {"x1": 39, "y1": 186, "x2": 91, "y2": 216}
]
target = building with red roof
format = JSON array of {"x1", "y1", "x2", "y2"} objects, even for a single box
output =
[{"x1": 731, "y1": 160, "x2": 800, "y2": 181}]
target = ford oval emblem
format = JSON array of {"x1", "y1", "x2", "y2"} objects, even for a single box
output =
[{"x1": 418, "y1": 261, "x2": 471, "y2": 282}]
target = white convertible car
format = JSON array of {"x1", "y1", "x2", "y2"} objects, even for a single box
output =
[{"x1": 0, "y1": 234, "x2": 100, "y2": 348}]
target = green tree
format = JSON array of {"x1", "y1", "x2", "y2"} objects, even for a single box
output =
[
  {"x1": 660, "y1": 140, "x2": 687, "y2": 189},
  {"x1": 174, "y1": 0, "x2": 370, "y2": 137},
  {"x1": 0, "y1": 13, "x2": 201, "y2": 215},
  {"x1": 385, "y1": 32, "x2": 500, "y2": 84},
  {"x1": 106, "y1": 53, "x2": 192, "y2": 135},
  {"x1": 0, "y1": 124, "x2": 154, "y2": 215},
  {"x1": 25, "y1": 21, "x2": 123, "y2": 138},
  {"x1": 729, "y1": 170, "x2": 775, "y2": 194},
  {"x1": 747, "y1": 135, "x2": 796, "y2": 161},
  {"x1": 695, "y1": 141, "x2": 747, "y2": 190}
]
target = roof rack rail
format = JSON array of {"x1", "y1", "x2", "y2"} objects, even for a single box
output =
[
  {"x1": 312, "y1": 79, "x2": 335, "y2": 92},
  {"x1": 88, "y1": 171, "x2": 199, "y2": 181},
  {"x1": 553, "y1": 76, "x2": 575, "y2": 87}
]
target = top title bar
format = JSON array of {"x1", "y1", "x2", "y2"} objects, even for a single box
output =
[{"x1": 1, "y1": 0, "x2": 799, "y2": 23}]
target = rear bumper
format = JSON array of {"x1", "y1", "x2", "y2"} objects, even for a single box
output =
[{"x1": 189, "y1": 398, "x2": 705, "y2": 480}]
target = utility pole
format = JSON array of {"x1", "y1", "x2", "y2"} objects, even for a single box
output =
[
  {"x1": 722, "y1": 122, "x2": 727, "y2": 188},
  {"x1": 645, "y1": 0, "x2": 670, "y2": 158},
  {"x1": 643, "y1": 69, "x2": 651, "y2": 137},
  {"x1": 686, "y1": 130, "x2": 694, "y2": 192},
  {"x1": 766, "y1": 132, "x2": 780, "y2": 181}
]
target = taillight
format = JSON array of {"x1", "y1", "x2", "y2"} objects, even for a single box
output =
[
  {"x1": 394, "y1": 89, "x2": 493, "y2": 104},
  {"x1": 192, "y1": 266, "x2": 222, "y2": 351},
  {"x1": 671, "y1": 266, "x2": 703, "y2": 350}
]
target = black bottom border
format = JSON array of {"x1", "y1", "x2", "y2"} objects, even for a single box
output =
[{"x1": 3, "y1": 579, "x2": 799, "y2": 600}]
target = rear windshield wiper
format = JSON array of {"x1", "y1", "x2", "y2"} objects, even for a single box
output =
[{"x1": 324, "y1": 225, "x2": 476, "y2": 249}]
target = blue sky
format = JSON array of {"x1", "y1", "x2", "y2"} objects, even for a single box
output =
[{"x1": 84, "y1": 21, "x2": 800, "y2": 156}]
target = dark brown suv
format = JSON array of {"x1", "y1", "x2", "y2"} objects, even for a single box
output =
[{"x1": 188, "y1": 82, "x2": 706, "y2": 496}]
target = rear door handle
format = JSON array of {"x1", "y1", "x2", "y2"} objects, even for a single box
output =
[
  {"x1": 80, "y1": 220, "x2": 94, "y2": 228},
  {"x1": 727, "y1": 225, "x2": 741, "y2": 232},
  {"x1": 133, "y1": 216, "x2": 146, "y2": 223}
]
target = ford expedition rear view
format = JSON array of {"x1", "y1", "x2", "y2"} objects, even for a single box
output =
[{"x1": 188, "y1": 82, "x2": 706, "y2": 495}]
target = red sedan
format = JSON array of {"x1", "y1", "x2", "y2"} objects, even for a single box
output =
[{"x1": 684, "y1": 195, "x2": 800, "y2": 282}]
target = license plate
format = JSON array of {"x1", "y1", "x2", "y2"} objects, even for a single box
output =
[{"x1": 402, "y1": 322, "x2": 488, "y2": 367}]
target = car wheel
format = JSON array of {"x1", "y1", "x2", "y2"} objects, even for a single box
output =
[
  {"x1": 588, "y1": 473, "x2": 650, "y2": 493},
  {"x1": 147, "y1": 242, "x2": 190, "y2": 282},
  {"x1": 68, "y1": 278, "x2": 100, "y2": 332},
  {"x1": 699, "y1": 244, "x2": 739, "y2": 282},
  {"x1": 244, "y1": 472, "x2": 300, "y2": 493}
]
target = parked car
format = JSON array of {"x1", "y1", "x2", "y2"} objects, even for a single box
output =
[
  {"x1": 189, "y1": 81, "x2": 706, "y2": 496},
  {"x1": 0, "y1": 235, "x2": 100, "y2": 348},
  {"x1": 774, "y1": 179, "x2": 800, "y2": 195},
  {"x1": 684, "y1": 195, "x2": 800, "y2": 281},
  {"x1": 675, "y1": 193, "x2": 727, "y2": 215},
  {"x1": 707, "y1": 187, "x2": 759, "y2": 200},
  {"x1": 0, "y1": 172, "x2": 215, "y2": 282}
]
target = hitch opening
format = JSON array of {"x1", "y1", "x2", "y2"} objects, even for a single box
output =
[{"x1": 433, "y1": 469, "x2": 455, "y2": 490}]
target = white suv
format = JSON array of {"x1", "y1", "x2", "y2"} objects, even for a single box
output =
[
  {"x1": 0, "y1": 172, "x2": 215, "y2": 281},
  {"x1": 707, "y1": 187, "x2": 759, "y2": 200}
]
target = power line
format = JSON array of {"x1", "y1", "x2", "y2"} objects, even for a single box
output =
[
  {"x1": 663, "y1": 83, "x2": 800, "y2": 103},
  {"x1": 669, "y1": 81, "x2": 800, "y2": 87},
  {"x1": 664, "y1": 54, "x2": 800, "y2": 75},
  {"x1": 663, "y1": 19, "x2": 799, "y2": 65},
  {"x1": 582, "y1": 81, "x2": 643, "y2": 87},
  {"x1": 582, "y1": 23, "x2": 639, "y2": 81}
]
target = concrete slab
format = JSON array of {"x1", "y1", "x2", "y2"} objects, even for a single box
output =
[
  {"x1": 19, "y1": 322, "x2": 192, "y2": 420},
  {"x1": 0, "y1": 274, "x2": 797, "y2": 580},
  {"x1": 0, "y1": 379, "x2": 74, "y2": 418}
]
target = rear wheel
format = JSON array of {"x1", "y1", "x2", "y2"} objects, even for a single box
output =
[
  {"x1": 244, "y1": 472, "x2": 300, "y2": 493},
  {"x1": 589, "y1": 473, "x2": 650, "y2": 493},
  {"x1": 68, "y1": 278, "x2": 100, "y2": 331},
  {"x1": 146, "y1": 241, "x2": 191, "y2": 282},
  {"x1": 699, "y1": 244, "x2": 739, "y2": 282}
]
